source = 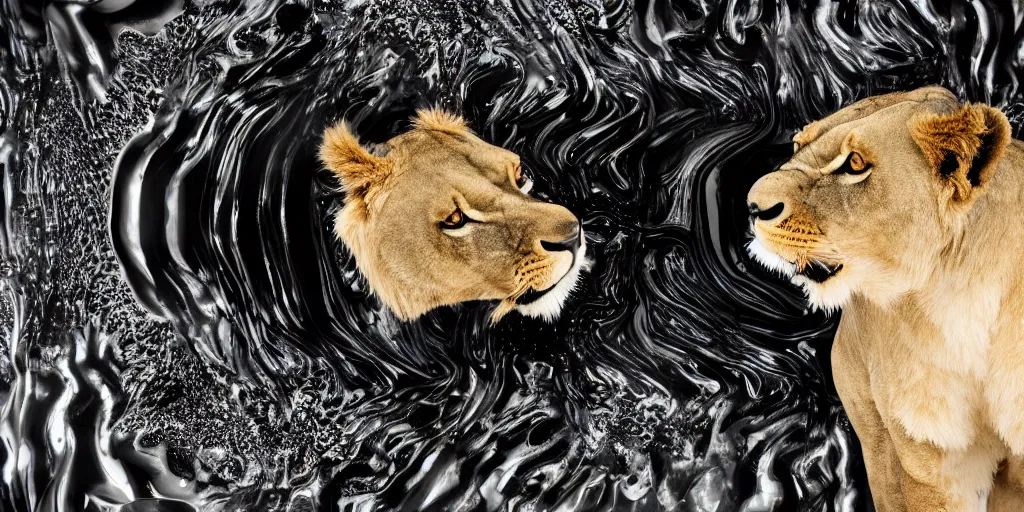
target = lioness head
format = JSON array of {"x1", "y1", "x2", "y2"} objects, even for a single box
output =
[
  {"x1": 319, "y1": 110, "x2": 587, "y2": 322},
  {"x1": 746, "y1": 86, "x2": 1012, "y2": 312}
]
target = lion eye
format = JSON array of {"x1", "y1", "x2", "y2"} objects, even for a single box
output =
[
  {"x1": 837, "y1": 151, "x2": 871, "y2": 176},
  {"x1": 514, "y1": 165, "x2": 533, "y2": 193},
  {"x1": 440, "y1": 208, "x2": 467, "y2": 229}
]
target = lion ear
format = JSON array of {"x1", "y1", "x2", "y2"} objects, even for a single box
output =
[
  {"x1": 910, "y1": 103, "x2": 1011, "y2": 203},
  {"x1": 319, "y1": 121, "x2": 392, "y2": 198}
]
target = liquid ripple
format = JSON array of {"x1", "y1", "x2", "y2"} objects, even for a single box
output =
[{"x1": 2, "y1": 0, "x2": 1023, "y2": 511}]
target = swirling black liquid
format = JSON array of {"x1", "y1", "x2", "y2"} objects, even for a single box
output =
[{"x1": 2, "y1": 1, "x2": 1023, "y2": 510}]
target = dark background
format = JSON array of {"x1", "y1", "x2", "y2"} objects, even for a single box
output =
[{"x1": 2, "y1": 0, "x2": 1023, "y2": 510}]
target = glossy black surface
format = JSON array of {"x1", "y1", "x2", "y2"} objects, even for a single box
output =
[{"x1": 2, "y1": 1, "x2": 1022, "y2": 510}]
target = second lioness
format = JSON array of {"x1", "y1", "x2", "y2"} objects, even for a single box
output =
[{"x1": 748, "y1": 86, "x2": 1024, "y2": 511}]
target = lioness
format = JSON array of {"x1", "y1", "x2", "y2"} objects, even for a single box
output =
[
  {"x1": 747, "y1": 85, "x2": 1024, "y2": 510},
  {"x1": 319, "y1": 109, "x2": 587, "y2": 322}
]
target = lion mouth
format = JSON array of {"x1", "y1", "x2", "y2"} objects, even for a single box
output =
[
  {"x1": 747, "y1": 238, "x2": 843, "y2": 284},
  {"x1": 507, "y1": 240, "x2": 589, "y2": 322},
  {"x1": 515, "y1": 244, "x2": 582, "y2": 306},
  {"x1": 797, "y1": 259, "x2": 843, "y2": 283}
]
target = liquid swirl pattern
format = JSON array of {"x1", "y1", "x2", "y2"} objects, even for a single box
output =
[{"x1": 2, "y1": 0, "x2": 1022, "y2": 510}]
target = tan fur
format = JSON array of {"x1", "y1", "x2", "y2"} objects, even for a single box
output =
[
  {"x1": 747, "y1": 86, "x2": 1024, "y2": 510},
  {"x1": 411, "y1": 108, "x2": 471, "y2": 135},
  {"x1": 319, "y1": 110, "x2": 584, "y2": 322}
]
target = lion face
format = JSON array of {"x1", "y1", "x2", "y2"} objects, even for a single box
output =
[
  {"x1": 319, "y1": 110, "x2": 587, "y2": 322},
  {"x1": 746, "y1": 86, "x2": 1011, "y2": 312}
]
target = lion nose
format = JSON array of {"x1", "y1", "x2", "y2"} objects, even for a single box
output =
[
  {"x1": 748, "y1": 169, "x2": 807, "y2": 224},
  {"x1": 748, "y1": 202, "x2": 785, "y2": 222},
  {"x1": 541, "y1": 222, "x2": 582, "y2": 254}
]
